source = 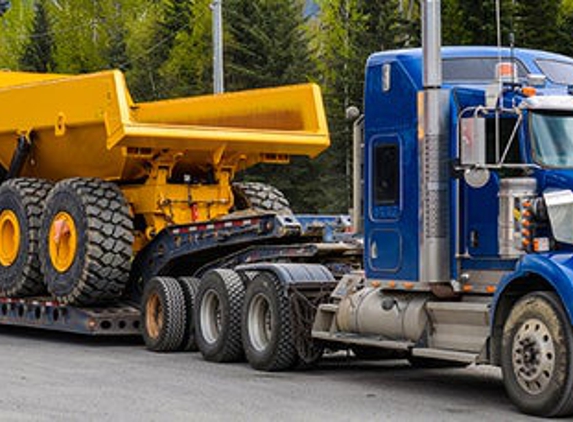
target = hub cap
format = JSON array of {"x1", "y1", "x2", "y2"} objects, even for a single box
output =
[
  {"x1": 248, "y1": 293, "x2": 273, "y2": 352},
  {"x1": 201, "y1": 290, "x2": 223, "y2": 344},
  {"x1": 145, "y1": 292, "x2": 163, "y2": 339},
  {"x1": 512, "y1": 318, "x2": 555, "y2": 395},
  {"x1": 48, "y1": 212, "x2": 77, "y2": 272},
  {"x1": 0, "y1": 210, "x2": 20, "y2": 267}
]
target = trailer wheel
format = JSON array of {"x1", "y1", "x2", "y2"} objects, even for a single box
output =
[
  {"x1": 242, "y1": 272, "x2": 297, "y2": 371},
  {"x1": 501, "y1": 291, "x2": 573, "y2": 417},
  {"x1": 232, "y1": 182, "x2": 292, "y2": 214},
  {"x1": 177, "y1": 277, "x2": 201, "y2": 351},
  {"x1": 142, "y1": 277, "x2": 187, "y2": 352},
  {"x1": 195, "y1": 269, "x2": 245, "y2": 362},
  {"x1": 0, "y1": 178, "x2": 52, "y2": 296},
  {"x1": 40, "y1": 178, "x2": 133, "y2": 305}
]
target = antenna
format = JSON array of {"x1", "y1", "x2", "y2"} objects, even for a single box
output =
[{"x1": 495, "y1": 0, "x2": 502, "y2": 162}]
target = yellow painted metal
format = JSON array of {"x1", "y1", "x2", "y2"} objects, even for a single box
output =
[
  {"x1": 0, "y1": 70, "x2": 329, "y2": 181},
  {"x1": 0, "y1": 71, "x2": 67, "y2": 89},
  {"x1": 0, "y1": 69, "x2": 330, "y2": 249},
  {"x1": 0, "y1": 210, "x2": 20, "y2": 267},
  {"x1": 48, "y1": 212, "x2": 78, "y2": 273},
  {"x1": 121, "y1": 167, "x2": 233, "y2": 241}
]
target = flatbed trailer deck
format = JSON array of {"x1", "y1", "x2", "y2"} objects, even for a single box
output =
[{"x1": 0, "y1": 213, "x2": 360, "y2": 337}]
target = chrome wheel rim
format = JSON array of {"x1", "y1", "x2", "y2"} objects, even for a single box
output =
[
  {"x1": 201, "y1": 290, "x2": 222, "y2": 344},
  {"x1": 512, "y1": 318, "x2": 555, "y2": 395},
  {"x1": 248, "y1": 293, "x2": 273, "y2": 352}
]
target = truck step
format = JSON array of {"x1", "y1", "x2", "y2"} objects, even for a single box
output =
[
  {"x1": 425, "y1": 301, "x2": 490, "y2": 353},
  {"x1": 410, "y1": 347, "x2": 477, "y2": 363},
  {"x1": 312, "y1": 330, "x2": 413, "y2": 351},
  {"x1": 0, "y1": 297, "x2": 141, "y2": 336}
]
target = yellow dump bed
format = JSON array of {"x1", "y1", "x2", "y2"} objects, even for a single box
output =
[{"x1": 0, "y1": 70, "x2": 329, "y2": 181}]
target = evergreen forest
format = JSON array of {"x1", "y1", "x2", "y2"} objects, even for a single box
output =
[{"x1": 1, "y1": 0, "x2": 573, "y2": 213}]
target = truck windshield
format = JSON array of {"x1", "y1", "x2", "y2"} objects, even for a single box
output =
[{"x1": 531, "y1": 112, "x2": 573, "y2": 168}]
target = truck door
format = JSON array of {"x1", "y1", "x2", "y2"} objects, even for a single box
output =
[
  {"x1": 365, "y1": 131, "x2": 419, "y2": 281},
  {"x1": 363, "y1": 59, "x2": 419, "y2": 281}
]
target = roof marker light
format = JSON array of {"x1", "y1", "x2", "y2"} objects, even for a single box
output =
[{"x1": 496, "y1": 62, "x2": 518, "y2": 82}]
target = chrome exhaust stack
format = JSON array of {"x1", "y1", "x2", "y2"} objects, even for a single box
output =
[{"x1": 419, "y1": 0, "x2": 451, "y2": 285}]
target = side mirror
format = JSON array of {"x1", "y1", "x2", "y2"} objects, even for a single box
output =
[
  {"x1": 460, "y1": 115, "x2": 490, "y2": 188},
  {"x1": 460, "y1": 116, "x2": 486, "y2": 166},
  {"x1": 464, "y1": 167, "x2": 490, "y2": 189},
  {"x1": 346, "y1": 106, "x2": 361, "y2": 121}
]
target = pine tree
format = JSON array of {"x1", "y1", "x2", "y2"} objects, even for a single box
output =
[
  {"x1": 0, "y1": 0, "x2": 35, "y2": 70},
  {"x1": 225, "y1": 0, "x2": 324, "y2": 212},
  {"x1": 20, "y1": 0, "x2": 54, "y2": 72},
  {"x1": 158, "y1": 0, "x2": 212, "y2": 97},
  {"x1": 452, "y1": 0, "x2": 514, "y2": 46},
  {"x1": 514, "y1": 0, "x2": 560, "y2": 51},
  {"x1": 225, "y1": 0, "x2": 315, "y2": 91},
  {"x1": 49, "y1": 0, "x2": 132, "y2": 74}
]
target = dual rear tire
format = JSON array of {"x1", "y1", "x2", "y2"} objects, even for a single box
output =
[{"x1": 190, "y1": 269, "x2": 298, "y2": 371}]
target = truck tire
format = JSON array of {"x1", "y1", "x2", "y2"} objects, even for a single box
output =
[
  {"x1": 40, "y1": 178, "x2": 133, "y2": 305},
  {"x1": 0, "y1": 178, "x2": 52, "y2": 296},
  {"x1": 501, "y1": 291, "x2": 573, "y2": 417},
  {"x1": 242, "y1": 271, "x2": 298, "y2": 371},
  {"x1": 195, "y1": 269, "x2": 245, "y2": 362},
  {"x1": 232, "y1": 182, "x2": 292, "y2": 214},
  {"x1": 142, "y1": 277, "x2": 187, "y2": 352},
  {"x1": 177, "y1": 276, "x2": 201, "y2": 351}
]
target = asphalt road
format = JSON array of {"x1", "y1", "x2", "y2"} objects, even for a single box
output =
[{"x1": 0, "y1": 326, "x2": 538, "y2": 422}]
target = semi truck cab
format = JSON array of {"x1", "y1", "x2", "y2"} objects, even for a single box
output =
[{"x1": 313, "y1": 46, "x2": 573, "y2": 417}]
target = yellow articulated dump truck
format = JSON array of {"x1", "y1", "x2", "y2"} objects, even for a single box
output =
[{"x1": 0, "y1": 69, "x2": 360, "y2": 358}]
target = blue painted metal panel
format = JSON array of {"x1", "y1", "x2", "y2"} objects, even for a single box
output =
[
  {"x1": 493, "y1": 253, "x2": 573, "y2": 324},
  {"x1": 465, "y1": 173, "x2": 500, "y2": 257},
  {"x1": 363, "y1": 57, "x2": 419, "y2": 281}
]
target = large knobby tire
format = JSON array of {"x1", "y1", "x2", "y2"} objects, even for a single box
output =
[
  {"x1": 177, "y1": 276, "x2": 201, "y2": 352},
  {"x1": 242, "y1": 271, "x2": 298, "y2": 371},
  {"x1": 0, "y1": 178, "x2": 52, "y2": 296},
  {"x1": 142, "y1": 277, "x2": 187, "y2": 352},
  {"x1": 195, "y1": 269, "x2": 245, "y2": 363},
  {"x1": 40, "y1": 178, "x2": 134, "y2": 306},
  {"x1": 501, "y1": 291, "x2": 573, "y2": 417},
  {"x1": 232, "y1": 182, "x2": 293, "y2": 215}
]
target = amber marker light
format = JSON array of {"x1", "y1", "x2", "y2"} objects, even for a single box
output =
[
  {"x1": 462, "y1": 284, "x2": 473, "y2": 292},
  {"x1": 521, "y1": 86, "x2": 537, "y2": 97}
]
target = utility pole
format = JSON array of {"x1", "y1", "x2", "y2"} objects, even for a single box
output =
[{"x1": 212, "y1": 0, "x2": 224, "y2": 94}]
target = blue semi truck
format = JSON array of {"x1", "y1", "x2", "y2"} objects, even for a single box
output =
[{"x1": 189, "y1": 4, "x2": 573, "y2": 418}]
